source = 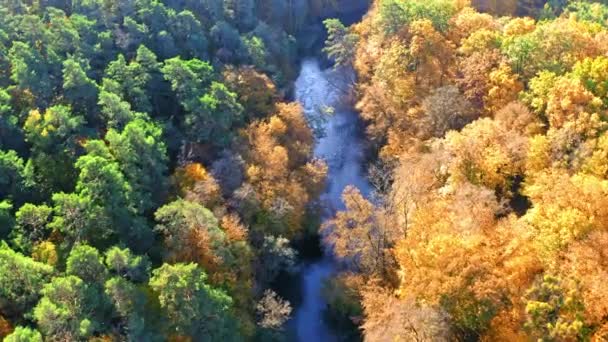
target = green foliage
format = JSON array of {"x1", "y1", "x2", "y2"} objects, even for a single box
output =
[
  {"x1": 105, "y1": 246, "x2": 151, "y2": 283},
  {"x1": 11, "y1": 203, "x2": 52, "y2": 253},
  {"x1": 191, "y1": 81, "x2": 244, "y2": 146},
  {"x1": 23, "y1": 105, "x2": 85, "y2": 195},
  {"x1": 323, "y1": 19, "x2": 359, "y2": 67},
  {"x1": 8, "y1": 41, "x2": 53, "y2": 107},
  {"x1": 106, "y1": 118, "x2": 168, "y2": 212},
  {"x1": 0, "y1": 242, "x2": 54, "y2": 317},
  {"x1": 0, "y1": 88, "x2": 24, "y2": 152},
  {"x1": 50, "y1": 151, "x2": 153, "y2": 251},
  {"x1": 565, "y1": 1, "x2": 608, "y2": 26},
  {"x1": 379, "y1": 0, "x2": 456, "y2": 34},
  {"x1": 33, "y1": 275, "x2": 106, "y2": 340},
  {"x1": 0, "y1": 149, "x2": 28, "y2": 203},
  {"x1": 524, "y1": 275, "x2": 588, "y2": 341},
  {"x1": 149, "y1": 263, "x2": 240, "y2": 340},
  {"x1": 4, "y1": 326, "x2": 43, "y2": 342},
  {"x1": 161, "y1": 57, "x2": 214, "y2": 112},
  {"x1": 0, "y1": 200, "x2": 13, "y2": 239},
  {"x1": 104, "y1": 276, "x2": 151, "y2": 340},
  {"x1": 62, "y1": 57, "x2": 98, "y2": 114},
  {"x1": 66, "y1": 244, "x2": 107, "y2": 284}
]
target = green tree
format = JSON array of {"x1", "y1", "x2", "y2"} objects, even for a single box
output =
[
  {"x1": 98, "y1": 84, "x2": 137, "y2": 129},
  {"x1": 106, "y1": 118, "x2": 168, "y2": 213},
  {"x1": 149, "y1": 263, "x2": 240, "y2": 340},
  {"x1": 34, "y1": 276, "x2": 106, "y2": 340},
  {"x1": 524, "y1": 275, "x2": 587, "y2": 341},
  {"x1": 0, "y1": 242, "x2": 54, "y2": 317},
  {"x1": 323, "y1": 19, "x2": 359, "y2": 67},
  {"x1": 11, "y1": 203, "x2": 52, "y2": 253},
  {"x1": 66, "y1": 244, "x2": 108, "y2": 285},
  {"x1": 170, "y1": 11, "x2": 209, "y2": 59},
  {"x1": 49, "y1": 192, "x2": 101, "y2": 248},
  {"x1": 0, "y1": 149, "x2": 28, "y2": 203},
  {"x1": 189, "y1": 81, "x2": 243, "y2": 146},
  {"x1": 23, "y1": 105, "x2": 85, "y2": 196},
  {"x1": 50, "y1": 151, "x2": 153, "y2": 251},
  {"x1": 105, "y1": 246, "x2": 150, "y2": 283},
  {"x1": 0, "y1": 88, "x2": 24, "y2": 152},
  {"x1": 0, "y1": 200, "x2": 13, "y2": 239},
  {"x1": 104, "y1": 276, "x2": 150, "y2": 340},
  {"x1": 62, "y1": 57, "x2": 99, "y2": 115},
  {"x1": 4, "y1": 326, "x2": 43, "y2": 342},
  {"x1": 8, "y1": 41, "x2": 53, "y2": 107},
  {"x1": 224, "y1": 0, "x2": 256, "y2": 31},
  {"x1": 161, "y1": 56, "x2": 214, "y2": 112},
  {"x1": 105, "y1": 53, "x2": 154, "y2": 113}
]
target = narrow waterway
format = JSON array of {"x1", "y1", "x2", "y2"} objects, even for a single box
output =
[{"x1": 291, "y1": 59, "x2": 371, "y2": 341}]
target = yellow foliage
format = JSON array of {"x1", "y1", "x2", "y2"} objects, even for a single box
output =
[
  {"x1": 504, "y1": 17, "x2": 536, "y2": 37},
  {"x1": 484, "y1": 63, "x2": 523, "y2": 115},
  {"x1": 31, "y1": 241, "x2": 58, "y2": 266}
]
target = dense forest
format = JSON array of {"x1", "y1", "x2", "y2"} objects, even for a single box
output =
[
  {"x1": 1, "y1": 0, "x2": 608, "y2": 341},
  {"x1": 321, "y1": 0, "x2": 608, "y2": 341}
]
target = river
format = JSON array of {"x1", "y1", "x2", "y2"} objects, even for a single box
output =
[{"x1": 290, "y1": 59, "x2": 371, "y2": 341}]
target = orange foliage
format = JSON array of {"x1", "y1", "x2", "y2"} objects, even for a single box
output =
[{"x1": 0, "y1": 316, "x2": 12, "y2": 339}]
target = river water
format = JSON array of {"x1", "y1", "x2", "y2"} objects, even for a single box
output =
[{"x1": 290, "y1": 59, "x2": 371, "y2": 341}]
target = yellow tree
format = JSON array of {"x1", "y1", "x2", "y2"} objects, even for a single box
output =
[{"x1": 484, "y1": 62, "x2": 523, "y2": 115}]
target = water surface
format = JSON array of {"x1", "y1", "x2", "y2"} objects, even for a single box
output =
[{"x1": 291, "y1": 59, "x2": 371, "y2": 341}]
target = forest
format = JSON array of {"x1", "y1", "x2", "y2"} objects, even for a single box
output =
[{"x1": 1, "y1": 0, "x2": 608, "y2": 341}]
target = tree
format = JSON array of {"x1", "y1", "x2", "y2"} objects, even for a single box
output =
[
  {"x1": 8, "y1": 41, "x2": 52, "y2": 107},
  {"x1": 66, "y1": 244, "x2": 107, "y2": 285},
  {"x1": 104, "y1": 276, "x2": 150, "y2": 340},
  {"x1": 105, "y1": 246, "x2": 150, "y2": 283},
  {"x1": 11, "y1": 203, "x2": 52, "y2": 253},
  {"x1": 484, "y1": 62, "x2": 524, "y2": 115},
  {"x1": 445, "y1": 118, "x2": 528, "y2": 196},
  {"x1": 149, "y1": 263, "x2": 240, "y2": 340},
  {"x1": 421, "y1": 85, "x2": 476, "y2": 138},
  {"x1": 0, "y1": 88, "x2": 24, "y2": 152},
  {"x1": 0, "y1": 150, "x2": 28, "y2": 203},
  {"x1": 0, "y1": 243, "x2": 54, "y2": 317},
  {"x1": 104, "y1": 53, "x2": 154, "y2": 113},
  {"x1": 224, "y1": 0, "x2": 256, "y2": 31},
  {"x1": 50, "y1": 150, "x2": 152, "y2": 251},
  {"x1": 323, "y1": 186, "x2": 398, "y2": 277},
  {"x1": 256, "y1": 289, "x2": 292, "y2": 331},
  {"x1": 106, "y1": 118, "x2": 168, "y2": 213},
  {"x1": 97, "y1": 85, "x2": 137, "y2": 129},
  {"x1": 256, "y1": 235, "x2": 297, "y2": 286},
  {"x1": 154, "y1": 199, "x2": 228, "y2": 270},
  {"x1": 170, "y1": 11, "x2": 208, "y2": 59},
  {"x1": 187, "y1": 81, "x2": 244, "y2": 146},
  {"x1": 4, "y1": 326, "x2": 43, "y2": 342},
  {"x1": 223, "y1": 66, "x2": 279, "y2": 119},
  {"x1": 323, "y1": 19, "x2": 359, "y2": 67},
  {"x1": 0, "y1": 200, "x2": 13, "y2": 239},
  {"x1": 239, "y1": 103, "x2": 325, "y2": 237},
  {"x1": 362, "y1": 288, "x2": 451, "y2": 341},
  {"x1": 522, "y1": 170, "x2": 608, "y2": 257},
  {"x1": 23, "y1": 105, "x2": 85, "y2": 195},
  {"x1": 34, "y1": 276, "x2": 106, "y2": 340},
  {"x1": 62, "y1": 57, "x2": 98, "y2": 114},
  {"x1": 161, "y1": 57, "x2": 213, "y2": 113},
  {"x1": 524, "y1": 275, "x2": 587, "y2": 341}
]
